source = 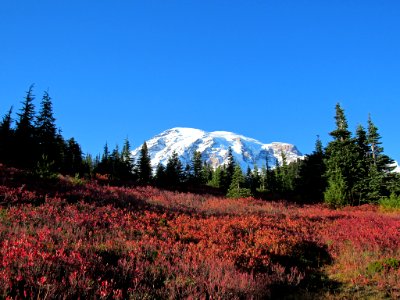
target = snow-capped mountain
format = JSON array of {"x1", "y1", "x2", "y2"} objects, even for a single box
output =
[
  {"x1": 391, "y1": 161, "x2": 400, "y2": 173},
  {"x1": 131, "y1": 127, "x2": 304, "y2": 171}
]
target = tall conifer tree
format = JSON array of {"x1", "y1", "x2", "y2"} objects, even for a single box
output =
[
  {"x1": 137, "y1": 142, "x2": 152, "y2": 185},
  {"x1": 35, "y1": 91, "x2": 60, "y2": 170},
  {"x1": 325, "y1": 103, "x2": 359, "y2": 206},
  {"x1": 15, "y1": 85, "x2": 37, "y2": 168},
  {"x1": 0, "y1": 107, "x2": 14, "y2": 164}
]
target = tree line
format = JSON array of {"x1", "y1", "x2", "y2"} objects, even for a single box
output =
[{"x1": 1, "y1": 86, "x2": 399, "y2": 206}]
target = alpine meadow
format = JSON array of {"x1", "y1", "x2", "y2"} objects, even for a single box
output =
[
  {"x1": 0, "y1": 86, "x2": 400, "y2": 298},
  {"x1": 1, "y1": 1, "x2": 400, "y2": 299}
]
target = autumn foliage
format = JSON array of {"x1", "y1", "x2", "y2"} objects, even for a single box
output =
[{"x1": 0, "y1": 165, "x2": 399, "y2": 299}]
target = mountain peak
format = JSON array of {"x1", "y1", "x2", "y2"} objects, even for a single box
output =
[{"x1": 132, "y1": 127, "x2": 303, "y2": 170}]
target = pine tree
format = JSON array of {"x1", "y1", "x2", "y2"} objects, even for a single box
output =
[
  {"x1": 251, "y1": 164, "x2": 261, "y2": 194},
  {"x1": 297, "y1": 136, "x2": 326, "y2": 203},
  {"x1": 330, "y1": 103, "x2": 351, "y2": 142},
  {"x1": 324, "y1": 166, "x2": 348, "y2": 207},
  {"x1": 62, "y1": 138, "x2": 83, "y2": 175},
  {"x1": 325, "y1": 104, "x2": 363, "y2": 205},
  {"x1": 15, "y1": 85, "x2": 37, "y2": 168},
  {"x1": 35, "y1": 91, "x2": 60, "y2": 171},
  {"x1": 0, "y1": 107, "x2": 14, "y2": 164},
  {"x1": 227, "y1": 165, "x2": 252, "y2": 198},
  {"x1": 120, "y1": 138, "x2": 134, "y2": 180},
  {"x1": 365, "y1": 115, "x2": 394, "y2": 200},
  {"x1": 190, "y1": 151, "x2": 204, "y2": 186},
  {"x1": 222, "y1": 147, "x2": 235, "y2": 191},
  {"x1": 208, "y1": 166, "x2": 224, "y2": 189},
  {"x1": 137, "y1": 142, "x2": 152, "y2": 185},
  {"x1": 367, "y1": 115, "x2": 385, "y2": 168},
  {"x1": 165, "y1": 151, "x2": 183, "y2": 188},
  {"x1": 353, "y1": 124, "x2": 370, "y2": 202},
  {"x1": 154, "y1": 163, "x2": 166, "y2": 187}
]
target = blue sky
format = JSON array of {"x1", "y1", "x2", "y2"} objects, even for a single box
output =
[{"x1": 1, "y1": 1, "x2": 399, "y2": 162}]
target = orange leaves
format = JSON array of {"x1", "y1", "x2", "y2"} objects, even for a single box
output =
[{"x1": 0, "y1": 164, "x2": 400, "y2": 298}]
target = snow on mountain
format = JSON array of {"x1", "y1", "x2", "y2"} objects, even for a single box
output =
[
  {"x1": 131, "y1": 127, "x2": 304, "y2": 171},
  {"x1": 391, "y1": 161, "x2": 400, "y2": 173}
]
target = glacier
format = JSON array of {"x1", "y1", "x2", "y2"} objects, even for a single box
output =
[{"x1": 131, "y1": 127, "x2": 304, "y2": 171}]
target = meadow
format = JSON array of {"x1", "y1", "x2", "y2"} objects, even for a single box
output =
[{"x1": 0, "y1": 165, "x2": 399, "y2": 299}]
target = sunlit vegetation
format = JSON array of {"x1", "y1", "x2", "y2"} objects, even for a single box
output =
[
  {"x1": 1, "y1": 86, "x2": 400, "y2": 298},
  {"x1": 0, "y1": 165, "x2": 399, "y2": 299}
]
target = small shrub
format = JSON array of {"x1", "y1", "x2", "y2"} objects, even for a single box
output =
[
  {"x1": 379, "y1": 193, "x2": 400, "y2": 210},
  {"x1": 366, "y1": 258, "x2": 400, "y2": 276}
]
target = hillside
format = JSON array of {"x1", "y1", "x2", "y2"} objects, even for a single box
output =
[{"x1": 0, "y1": 165, "x2": 399, "y2": 299}]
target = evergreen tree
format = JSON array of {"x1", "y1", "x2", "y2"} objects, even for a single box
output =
[
  {"x1": 324, "y1": 166, "x2": 348, "y2": 207},
  {"x1": 0, "y1": 107, "x2": 14, "y2": 164},
  {"x1": 154, "y1": 163, "x2": 166, "y2": 188},
  {"x1": 222, "y1": 147, "x2": 235, "y2": 191},
  {"x1": 201, "y1": 162, "x2": 213, "y2": 185},
  {"x1": 137, "y1": 142, "x2": 152, "y2": 185},
  {"x1": 190, "y1": 151, "x2": 204, "y2": 186},
  {"x1": 330, "y1": 103, "x2": 351, "y2": 142},
  {"x1": 62, "y1": 138, "x2": 83, "y2": 175},
  {"x1": 297, "y1": 136, "x2": 326, "y2": 203},
  {"x1": 15, "y1": 85, "x2": 37, "y2": 168},
  {"x1": 325, "y1": 104, "x2": 363, "y2": 205},
  {"x1": 251, "y1": 164, "x2": 261, "y2": 194},
  {"x1": 365, "y1": 115, "x2": 394, "y2": 200},
  {"x1": 120, "y1": 138, "x2": 135, "y2": 181},
  {"x1": 165, "y1": 151, "x2": 183, "y2": 188},
  {"x1": 280, "y1": 151, "x2": 291, "y2": 193},
  {"x1": 95, "y1": 142, "x2": 111, "y2": 176},
  {"x1": 227, "y1": 165, "x2": 252, "y2": 198},
  {"x1": 208, "y1": 166, "x2": 224, "y2": 189},
  {"x1": 260, "y1": 164, "x2": 268, "y2": 192},
  {"x1": 353, "y1": 124, "x2": 370, "y2": 202},
  {"x1": 35, "y1": 91, "x2": 60, "y2": 171}
]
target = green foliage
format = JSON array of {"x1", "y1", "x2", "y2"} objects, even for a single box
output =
[
  {"x1": 324, "y1": 168, "x2": 348, "y2": 207},
  {"x1": 226, "y1": 165, "x2": 252, "y2": 198},
  {"x1": 35, "y1": 154, "x2": 57, "y2": 179},
  {"x1": 208, "y1": 166, "x2": 224, "y2": 188},
  {"x1": 379, "y1": 193, "x2": 400, "y2": 210},
  {"x1": 189, "y1": 151, "x2": 205, "y2": 186},
  {"x1": 137, "y1": 142, "x2": 152, "y2": 185},
  {"x1": 165, "y1": 151, "x2": 184, "y2": 188},
  {"x1": 366, "y1": 258, "x2": 400, "y2": 276}
]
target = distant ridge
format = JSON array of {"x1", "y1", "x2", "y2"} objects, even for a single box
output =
[{"x1": 131, "y1": 127, "x2": 304, "y2": 171}]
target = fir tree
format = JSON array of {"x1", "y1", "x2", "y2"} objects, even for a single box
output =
[
  {"x1": 165, "y1": 151, "x2": 183, "y2": 188},
  {"x1": 222, "y1": 147, "x2": 235, "y2": 191},
  {"x1": 137, "y1": 142, "x2": 152, "y2": 185},
  {"x1": 353, "y1": 125, "x2": 370, "y2": 202},
  {"x1": 35, "y1": 91, "x2": 60, "y2": 171},
  {"x1": 227, "y1": 165, "x2": 252, "y2": 198},
  {"x1": 365, "y1": 115, "x2": 394, "y2": 200},
  {"x1": 330, "y1": 103, "x2": 351, "y2": 142},
  {"x1": 190, "y1": 151, "x2": 204, "y2": 185},
  {"x1": 251, "y1": 164, "x2": 261, "y2": 194},
  {"x1": 297, "y1": 136, "x2": 326, "y2": 203},
  {"x1": 0, "y1": 107, "x2": 14, "y2": 164},
  {"x1": 62, "y1": 138, "x2": 83, "y2": 175},
  {"x1": 15, "y1": 85, "x2": 37, "y2": 168},
  {"x1": 154, "y1": 163, "x2": 166, "y2": 188},
  {"x1": 120, "y1": 138, "x2": 134, "y2": 180},
  {"x1": 325, "y1": 104, "x2": 363, "y2": 205},
  {"x1": 208, "y1": 166, "x2": 224, "y2": 189}
]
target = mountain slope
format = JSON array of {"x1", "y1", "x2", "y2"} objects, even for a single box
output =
[{"x1": 131, "y1": 127, "x2": 304, "y2": 170}]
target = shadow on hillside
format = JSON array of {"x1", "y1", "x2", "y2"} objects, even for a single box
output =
[{"x1": 269, "y1": 241, "x2": 342, "y2": 299}]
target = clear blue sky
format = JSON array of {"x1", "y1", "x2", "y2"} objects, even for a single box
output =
[{"x1": 1, "y1": 1, "x2": 399, "y2": 162}]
